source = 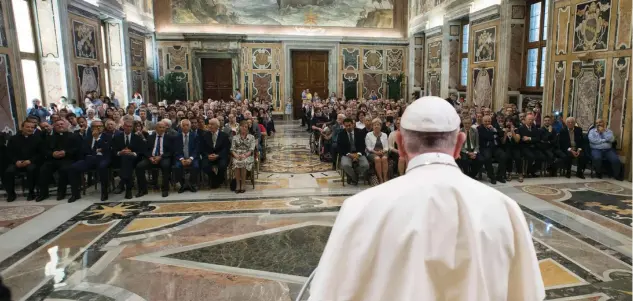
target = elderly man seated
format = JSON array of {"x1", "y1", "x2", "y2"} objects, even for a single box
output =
[
  {"x1": 337, "y1": 118, "x2": 369, "y2": 185},
  {"x1": 588, "y1": 118, "x2": 622, "y2": 180}
]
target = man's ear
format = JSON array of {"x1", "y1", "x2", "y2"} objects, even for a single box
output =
[{"x1": 396, "y1": 131, "x2": 407, "y2": 159}]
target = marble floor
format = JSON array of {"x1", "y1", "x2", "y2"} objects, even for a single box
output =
[{"x1": 0, "y1": 122, "x2": 631, "y2": 301}]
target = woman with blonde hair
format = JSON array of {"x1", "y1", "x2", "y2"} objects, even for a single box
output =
[
  {"x1": 365, "y1": 118, "x2": 389, "y2": 183},
  {"x1": 231, "y1": 120, "x2": 257, "y2": 193}
]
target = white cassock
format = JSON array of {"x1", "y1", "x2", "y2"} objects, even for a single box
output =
[{"x1": 309, "y1": 152, "x2": 545, "y2": 301}]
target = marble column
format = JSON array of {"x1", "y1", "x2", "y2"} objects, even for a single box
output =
[
  {"x1": 105, "y1": 20, "x2": 129, "y2": 107},
  {"x1": 34, "y1": 0, "x2": 68, "y2": 103}
]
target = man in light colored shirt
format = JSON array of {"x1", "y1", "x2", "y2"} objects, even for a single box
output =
[
  {"x1": 588, "y1": 118, "x2": 622, "y2": 180},
  {"x1": 310, "y1": 96, "x2": 544, "y2": 301}
]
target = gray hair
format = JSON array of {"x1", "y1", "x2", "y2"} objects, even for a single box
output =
[
  {"x1": 209, "y1": 118, "x2": 220, "y2": 126},
  {"x1": 400, "y1": 129, "x2": 458, "y2": 154},
  {"x1": 161, "y1": 118, "x2": 172, "y2": 127},
  {"x1": 180, "y1": 119, "x2": 191, "y2": 126},
  {"x1": 565, "y1": 117, "x2": 575, "y2": 123}
]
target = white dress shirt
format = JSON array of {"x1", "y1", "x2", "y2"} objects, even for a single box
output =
[
  {"x1": 364, "y1": 131, "x2": 389, "y2": 153},
  {"x1": 309, "y1": 152, "x2": 544, "y2": 301}
]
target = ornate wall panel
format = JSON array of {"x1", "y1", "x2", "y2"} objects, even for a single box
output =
[
  {"x1": 556, "y1": 6, "x2": 570, "y2": 55},
  {"x1": 473, "y1": 26, "x2": 496, "y2": 63},
  {"x1": 427, "y1": 40, "x2": 441, "y2": 69},
  {"x1": 572, "y1": 0, "x2": 611, "y2": 53},
  {"x1": 552, "y1": 61, "x2": 566, "y2": 113},
  {"x1": 0, "y1": 1, "x2": 7, "y2": 47},
  {"x1": 413, "y1": 36, "x2": 424, "y2": 89},
  {"x1": 338, "y1": 45, "x2": 407, "y2": 100},
  {"x1": 607, "y1": 57, "x2": 629, "y2": 149},
  {"x1": 41, "y1": 60, "x2": 63, "y2": 103},
  {"x1": 614, "y1": 0, "x2": 632, "y2": 49},
  {"x1": 508, "y1": 24, "x2": 524, "y2": 91},
  {"x1": 342, "y1": 73, "x2": 359, "y2": 100},
  {"x1": 76, "y1": 64, "x2": 101, "y2": 98},
  {"x1": 386, "y1": 48, "x2": 404, "y2": 72},
  {"x1": 72, "y1": 20, "x2": 98, "y2": 60},
  {"x1": 130, "y1": 36, "x2": 146, "y2": 68},
  {"x1": 240, "y1": 43, "x2": 283, "y2": 110},
  {"x1": 427, "y1": 71, "x2": 440, "y2": 96},
  {"x1": 342, "y1": 48, "x2": 360, "y2": 71},
  {"x1": 0, "y1": 54, "x2": 16, "y2": 133},
  {"x1": 472, "y1": 67, "x2": 494, "y2": 108},
  {"x1": 362, "y1": 73, "x2": 383, "y2": 99},
  {"x1": 569, "y1": 59, "x2": 606, "y2": 131},
  {"x1": 448, "y1": 38, "x2": 459, "y2": 89},
  {"x1": 363, "y1": 49, "x2": 384, "y2": 71},
  {"x1": 167, "y1": 45, "x2": 189, "y2": 70}
]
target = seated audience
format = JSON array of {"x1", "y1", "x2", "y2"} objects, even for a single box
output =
[
  {"x1": 477, "y1": 115, "x2": 507, "y2": 184},
  {"x1": 201, "y1": 118, "x2": 230, "y2": 189},
  {"x1": 174, "y1": 119, "x2": 201, "y2": 192},
  {"x1": 137, "y1": 121, "x2": 175, "y2": 197},
  {"x1": 588, "y1": 118, "x2": 622, "y2": 180},
  {"x1": 539, "y1": 115, "x2": 565, "y2": 177},
  {"x1": 518, "y1": 113, "x2": 544, "y2": 177},
  {"x1": 69, "y1": 120, "x2": 111, "y2": 202},
  {"x1": 4, "y1": 120, "x2": 41, "y2": 201},
  {"x1": 112, "y1": 120, "x2": 147, "y2": 199},
  {"x1": 37, "y1": 119, "x2": 79, "y2": 202},
  {"x1": 458, "y1": 117, "x2": 481, "y2": 179}
]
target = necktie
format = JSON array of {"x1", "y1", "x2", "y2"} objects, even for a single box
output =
[
  {"x1": 154, "y1": 136, "x2": 162, "y2": 156},
  {"x1": 212, "y1": 132, "x2": 217, "y2": 148},
  {"x1": 92, "y1": 138, "x2": 97, "y2": 151},
  {"x1": 466, "y1": 130, "x2": 472, "y2": 150},
  {"x1": 349, "y1": 132, "x2": 356, "y2": 152},
  {"x1": 125, "y1": 135, "x2": 129, "y2": 147},
  {"x1": 183, "y1": 134, "x2": 189, "y2": 158}
]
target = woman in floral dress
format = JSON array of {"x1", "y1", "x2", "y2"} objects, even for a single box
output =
[{"x1": 231, "y1": 120, "x2": 256, "y2": 193}]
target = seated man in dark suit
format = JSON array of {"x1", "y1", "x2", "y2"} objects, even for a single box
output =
[
  {"x1": 458, "y1": 117, "x2": 482, "y2": 178},
  {"x1": 174, "y1": 119, "x2": 201, "y2": 192},
  {"x1": 37, "y1": 120, "x2": 80, "y2": 202},
  {"x1": 477, "y1": 115, "x2": 507, "y2": 184},
  {"x1": 136, "y1": 121, "x2": 175, "y2": 197},
  {"x1": 559, "y1": 116, "x2": 586, "y2": 179},
  {"x1": 4, "y1": 120, "x2": 42, "y2": 201},
  {"x1": 539, "y1": 115, "x2": 565, "y2": 177},
  {"x1": 69, "y1": 120, "x2": 111, "y2": 202},
  {"x1": 200, "y1": 118, "x2": 230, "y2": 189},
  {"x1": 518, "y1": 113, "x2": 545, "y2": 177},
  {"x1": 337, "y1": 118, "x2": 369, "y2": 185},
  {"x1": 112, "y1": 120, "x2": 146, "y2": 199}
]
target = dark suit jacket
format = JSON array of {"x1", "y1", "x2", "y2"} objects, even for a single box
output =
[
  {"x1": 146, "y1": 133, "x2": 176, "y2": 159},
  {"x1": 518, "y1": 124, "x2": 540, "y2": 148},
  {"x1": 79, "y1": 133, "x2": 112, "y2": 159},
  {"x1": 174, "y1": 131, "x2": 200, "y2": 161},
  {"x1": 559, "y1": 126, "x2": 585, "y2": 152},
  {"x1": 7, "y1": 134, "x2": 42, "y2": 164},
  {"x1": 46, "y1": 131, "x2": 80, "y2": 160},
  {"x1": 538, "y1": 127, "x2": 559, "y2": 150},
  {"x1": 477, "y1": 125, "x2": 502, "y2": 149},
  {"x1": 111, "y1": 132, "x2": 146, "y2": 158},
  {"x1": 199, "y1": 130, "x2": 230, "y2": 160},
  {"x1": 337, "y1": 129, "x2": 367, "y2": 156}
]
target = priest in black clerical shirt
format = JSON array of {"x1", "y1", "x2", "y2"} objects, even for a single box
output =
[
  {"x1": 36, "y1": 120, "x2": 79, "y2": 202},
  {"x1": 4, "y1": 120, "x2": 42, "y2": 202}
]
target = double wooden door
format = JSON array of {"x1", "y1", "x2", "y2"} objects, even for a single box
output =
[
  {"x1": 292, "y1": 51, "x2": 328, "y2": 118},
  {"x1": 202, "y1": 58, "x2": 233, "y2": 101}
]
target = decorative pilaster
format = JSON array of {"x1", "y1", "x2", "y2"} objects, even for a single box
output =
[
  {"x1": 34, "y1": 0, "x2": 67, "y2": 103},
  {"x1": 106, "y1": 19, "x2": 128, "y2": 106}
]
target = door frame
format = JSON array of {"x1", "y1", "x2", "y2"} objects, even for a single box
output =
[
  {"x1": 283, "y1": 42, "x2": 338, "y2": 119},
  {"x1": 192, "y1": 50, "x2": 240, "y2": 100}
]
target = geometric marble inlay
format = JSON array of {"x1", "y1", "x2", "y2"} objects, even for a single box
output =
[
  {"x1": 0, "y1": 206, "x2": 45, "y2": 221},
  {"x1": 563, "y1": 190, "x2": 632, "y2": 226},
  {"x1": 120, "y1": 216, "x2": 187, "y2": 234},
  {"x1": 539, "y1": 258, "x2": 586, "y2": 289},
  {"x1": 166, "y1": 225, "x2": 331, "y2": 277}
]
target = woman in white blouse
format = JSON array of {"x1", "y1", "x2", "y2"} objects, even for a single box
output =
[{"x1": 365, "y1": 118, "x2": 389, "y2": 184}]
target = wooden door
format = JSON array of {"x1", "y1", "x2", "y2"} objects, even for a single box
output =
[
  {"x1": 202, "y1": 58, "x2": 233, "y2": 101},
  {"x1": 292, "y1": 51, "x2": 328, "y2": 118}
]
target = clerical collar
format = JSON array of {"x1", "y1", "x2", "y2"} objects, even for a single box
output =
[{"x1": 406, "y1": 152, "x2": 458, "y2": 173}]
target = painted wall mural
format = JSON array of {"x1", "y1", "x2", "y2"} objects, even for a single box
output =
[
  {"x1": 171, "y1": 0, "x2": 394, "y2": 28},
  {"x1": 72, "y1": 20, "x2": 98, "y2": 60},
  {"x1": 474, "y1": 26, "x2": 495, "y2": 63},
  {"x1": 76, "y1": 64, "x2": 101, "y2": 99},
  {"x1": 472, "y1": 67, "x2": 493, "y2": 108},
  {"x1": 608, "y1": 57, "x2": 629, "y2": 149},
  {"x1": 0, "y1": 55, "x2": 16, "y2": 134},
  {"x1": 569, "y1": 59, "x2": 605, "y2": 131},
  {"x1": 572, "y1": 0, "x2": 611, "y2": 52}
]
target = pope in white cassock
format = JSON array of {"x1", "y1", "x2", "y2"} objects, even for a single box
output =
[{"x1": 308, "y1": 96, "x2": 545, "y2": 301}]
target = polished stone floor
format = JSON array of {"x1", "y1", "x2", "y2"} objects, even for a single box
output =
[{"x1": 0, "y1": 122, "x2": 631, "y2": 301}]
